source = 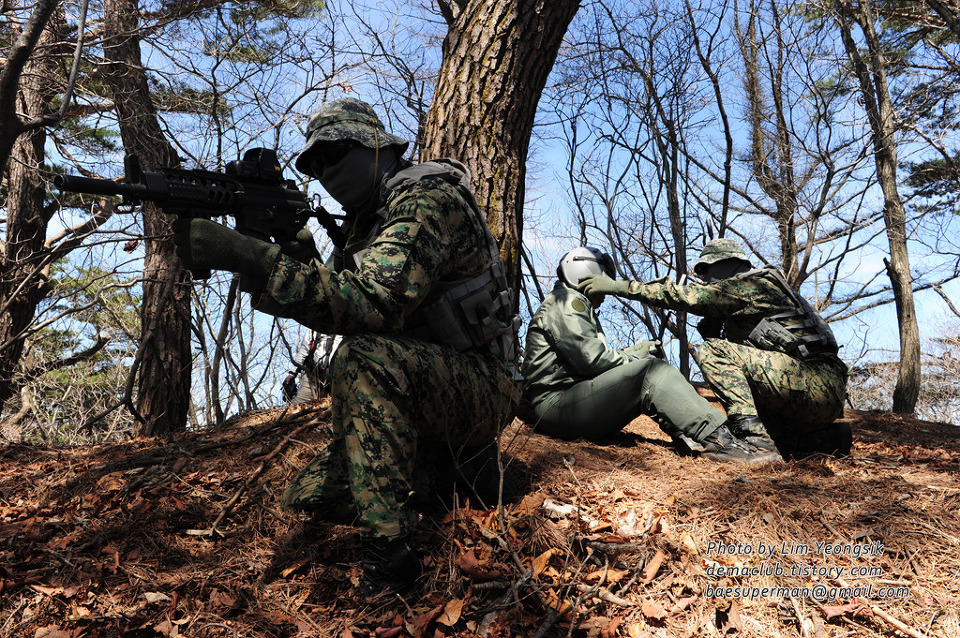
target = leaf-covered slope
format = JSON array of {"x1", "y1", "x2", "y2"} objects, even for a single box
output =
[{"x1": 1, "y1": 400, "x2": 958, "y2": 638}]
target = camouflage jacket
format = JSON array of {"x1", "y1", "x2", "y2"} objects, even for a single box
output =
[
  {"x1": 253, "y1": 172, "x2": 495, "y2": 341},
  {"x1": 625, "y1": 271, "x2": 846, "y2": 368},
  {"x1": 522, "y1": 283, "x2": 629, "y2": 404}
]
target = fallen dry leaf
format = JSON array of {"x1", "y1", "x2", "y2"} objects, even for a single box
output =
[
  {"x1": 641, "y1": 550, "x2": 666, "y2": 583},
  {"x1": 532, "y1": 548, "x2": 559, "y2": 578},
  {"x1": 438, "y1": 598, "x2": 464, "y2": 626},
  {"x1": 717, "y1": 600, "x2": 743, "y2": 634},
  {"x1": 30, "y1": 585, "x2": 64, "y2": 597},
  {"x1": 458, "y1": 549, "x2": 503, "y2": 581},
  {"x1": 585, "y1": 567, "x2": 630, "y2": 584},
  {"x1": 513, "y1": 492, "x2": 546, "y2": 515},
  {"x1": 820, "y1": 601, "x2": 873, "y2": 620},
  {"x1": 641, "y1": 599, "x2": 668, "y2": 621},
  {"x1": 680, "y1": 531, "x2": 699, "y2": 555},
  {"x1": 153, "y1": 619, "x2": 179, "y2": 637},
  {"x1": 668, "y1": 596, "x2": 696, "y2": 614},
  {"x1": 413, "y1": 604, "x2": 442, "y2": 637},
  {"x1": 601, "y1": 615, "x2": 622, "y2": 638}
]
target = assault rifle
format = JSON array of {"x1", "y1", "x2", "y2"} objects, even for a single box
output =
[{"x1": 54, "y1": 147, "x2": 347, "y2": 278}]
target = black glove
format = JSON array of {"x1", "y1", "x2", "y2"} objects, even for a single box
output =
[
  {"x1": 172, "y1": 218, "x2": 280, "y2": 287},
  {"x1": 279, "y1": 227, "x2": 320, "y2": 263},
  {"x1": 282, "y1": 374, "x2": 298, "y2": 403},
  {"x1": 697, "y1": 316, "x2": 724, "y2": 339}
]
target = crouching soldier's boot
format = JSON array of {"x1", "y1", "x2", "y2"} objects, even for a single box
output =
[
  {"x1": 360, "y1": 535, "x2": 422, "y2": 596},
  {"x1": 728, "y1": 415, "x2": 779, "y2": 453},
  {"x1": 821, "y1": 421, "x2": 853, "y2": 457},
  {"x1": 784, "y1": 421, "x2": 853, "y2": 459},
  {"x1": 698, "y1": 425, "x2": 782, "y2": 463}
]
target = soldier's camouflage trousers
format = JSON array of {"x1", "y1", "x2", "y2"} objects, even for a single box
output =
[
  {"x1": 281, "y1": 334, "x2": 519, "y2": 539},
  {"x1": 694, "y1": 339, "x2": 847, "y2": 436}
]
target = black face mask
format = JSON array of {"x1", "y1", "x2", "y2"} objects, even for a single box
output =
[
  {"x1": 310, "y1": 142, "x2": 356, "y2": 173},
  {"x1": 316, "y1": 145, "x2": 399, "y2": 212},
  {"x1": 704, "y1": 258, "x2": 751, "y2": 283}
]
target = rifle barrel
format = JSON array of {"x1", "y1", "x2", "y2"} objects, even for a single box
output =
[{"x1": 53, "y1": 174, "x2": 143, "y2": 199}]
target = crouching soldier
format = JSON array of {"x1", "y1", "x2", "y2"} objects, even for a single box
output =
[
  {"x1": 578, "y1": 239, "x2": 850, "y2": 458},
  {"x1": 173, "y1": 97, "x2": 520, "y2": 596}
]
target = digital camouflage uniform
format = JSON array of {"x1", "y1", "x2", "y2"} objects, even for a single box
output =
[
  {"x1": 255, "y1": 114, "x2": 518, "y2": 539},
  {"x1": 522, "y1": 282, "x2": 727, "y2": 442},
  {"x1": 621, "y1": 270, "x2": 848, "y2": 448}
]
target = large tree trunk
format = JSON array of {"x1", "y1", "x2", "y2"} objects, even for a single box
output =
[
  {"x1": 421, "y1": 0, "x2": 581, "y2": 297},
  {"x1": 103, "y1": 0, "x2": 192, "y2": 436},
  {"x1": 835, "y1": 0, "x2": 921, "y2": 414},
  {"x1": 0, "y1": 15, "x2": 64, "y2": 412}
]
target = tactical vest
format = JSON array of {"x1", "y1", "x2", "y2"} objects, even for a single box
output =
[
  {"x1": 341, "y1": 159, "x2": 521, "y2": 363},
  {"x1": 743, "y1": 268, "x2": 840, "y2": 360}
]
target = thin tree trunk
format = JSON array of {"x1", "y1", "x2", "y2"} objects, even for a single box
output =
[
  {"x1": 422, "y1": 0, "x2": 581, "y2": 297},
  {"x1": 0, "y1": 0, "x2": 60, "y2": 171},
  {"x1": 102, "y1": 0, "x2": 192, "y2": 435},
  {"x1": 638, "y1": 72, "x2": 691, "y2": 377},
  {"x1": 835, "y1": 0, "x2": 921, "y2": 414},
  {"x1": 736, "y1": 1, "x2": 802, "y2": 284},
  {"x1": 0, "y1": 15, "x2": 64, "y2": 411}
]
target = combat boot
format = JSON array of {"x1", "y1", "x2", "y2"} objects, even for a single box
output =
[
  {"x1": 728, "y1": 415, "x2": 779, "y2": 453},
  {"x1": 825, "y1": 421, "x2": 853, "y2": 456},
  {"x1": 699, "y1": 425, "x2": 782, "y2": 463},
  {"x1": 360, "y1": 535, "x2": 422, "y2": 597},
  {"x1": 786, "y1": 421, "x2": 853, "y2": 459}
]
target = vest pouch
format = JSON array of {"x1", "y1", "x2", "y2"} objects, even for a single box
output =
[
  {"x1": 410, "y1": 266, "x2": 518, "y2": 358},
  {"x1": 747, "y1": 316, "x2": 798, "y2": 353},
  {"x1": 415, "y1": 293, "x2": 475, "y2": 352},
  {"x1": 460, "y1": 286, "x2": 504, "y2": 345},
  {"x1": 743, "y1": 268, "x2": 841, "y2": 360}
]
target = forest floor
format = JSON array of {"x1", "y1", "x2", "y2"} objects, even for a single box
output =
[{"x1": 1, "y1": 391, "x2": 958, "y2": 638}]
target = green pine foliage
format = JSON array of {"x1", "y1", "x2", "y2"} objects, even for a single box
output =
[
  {"x1": 867, "y1": 0, "x2": 960, "y2": 216},
  {"x1": 905, "y1": 152, "x2": 960, "y2": 215},
  {"x1": 5, "y1": 262, "x2": 142, "y2": 445}
]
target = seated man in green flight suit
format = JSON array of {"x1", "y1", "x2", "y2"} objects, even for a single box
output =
[
  {"x1": 173, "y1": 97, "x2": 520, "y2": 597},
  {"x1": 578, "y1": 239, "x2": 851, "y2": 458},
  {"x1": 522, "y1": 246, "x2": 781, "y2": 463}
]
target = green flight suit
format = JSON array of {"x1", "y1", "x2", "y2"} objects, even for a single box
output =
[{"x1": 521, "y1": 283, "x2": 726, "y2": 442}]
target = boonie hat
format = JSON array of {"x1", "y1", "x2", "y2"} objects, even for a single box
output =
[
  {"x1": 295, "y1": 98, "x2": 409, "y2": 176},
  {"x1": 694, "y1": 238, "x2": 751, "y2": 275}
]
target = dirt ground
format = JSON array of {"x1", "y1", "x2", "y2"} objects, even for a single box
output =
[{"x1": 1, "y1": 397, "x2": 958, "y2": 638}]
